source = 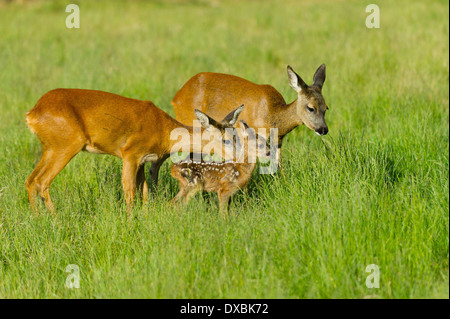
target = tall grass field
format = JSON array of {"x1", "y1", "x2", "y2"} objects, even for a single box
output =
[{"x1": 0, "y1": 0, "x2": 448, "y2": 298}]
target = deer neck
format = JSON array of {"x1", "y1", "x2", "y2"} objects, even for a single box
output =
[{"x1": 270, "y1": 99, "x2": 302, "y2": 141}]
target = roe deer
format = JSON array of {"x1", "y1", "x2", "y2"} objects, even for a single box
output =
[
  {"x1": 170, "y1": 120, "x2": 270, "y2": 217},
  {"x1": 163, "y1": 65, "x2": 329, "y2": 180},
  {"x1": 25, "y1": 88, "x2": 244, "y2": 215}
]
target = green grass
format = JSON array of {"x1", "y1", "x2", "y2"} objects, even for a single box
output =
[{"x1": 0, "y1": 0, "x2": 448, "y2": 298}]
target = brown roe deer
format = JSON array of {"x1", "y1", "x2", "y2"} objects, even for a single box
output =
[
  {"x1": 171, "y1": 120, "x2": 270, "y2": 217},
  {"x1": 25, "y1": 89, "x2": 243, "y2": 215},
  {"x1": 160, "y1": 65, "x2": 329, "y2": 182}
]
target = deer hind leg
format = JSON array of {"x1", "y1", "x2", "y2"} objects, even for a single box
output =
[
  {"x1": 29, "y1": 147, "x2": 81, "y2": 214},
  {"x1": 25, "y1": 149, "x2": 53, "y2": 214},
  {"x1": 218, "y1": 190, "x2": 233, "y2": 219}
]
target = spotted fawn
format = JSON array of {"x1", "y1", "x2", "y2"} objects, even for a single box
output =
[{"x1": 170, "y1": 120, "x2": 271, "y2": 217}]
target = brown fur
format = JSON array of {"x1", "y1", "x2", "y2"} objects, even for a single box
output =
[
  {"x1": 25, "y1": 88, "x2": 240, "y2": 215},
  {"x1": 165, "y1": 65, "x2": 329, "y2": 181},
  {"x1": 172, "y1": 66, "x2": 329, "y2": 143}
]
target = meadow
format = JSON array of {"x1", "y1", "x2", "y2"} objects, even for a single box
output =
[{"x1": 0, "y1": 0, "x2": 448, "y2": 298}]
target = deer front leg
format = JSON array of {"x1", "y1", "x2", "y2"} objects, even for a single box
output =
[
  {"x1": 170, "y1": 185, "x2": 201, "y2": 207},
  {"x1": 122, "y1": 157, "x2": 140, "y2": 217},
  {"x1": 276, "y1": 146, "x2": 283, "y2": 173},
  {"x1": 272, "y1": 145, "x2": 287, "y2": 179},
  {"x1": 170, "y1": 187, "x2": 189, "y2": 204},
  {"x1": 136, "y1": 164, "x2": 148, "y2": 204}
]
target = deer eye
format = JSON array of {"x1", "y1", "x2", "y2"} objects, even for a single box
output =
[
  {"x1": 223, "y1": 139, "x2": 232, "y2": 145},
  {"x1": 306, "y1": 106, "x2": 315, "y2": 113}
]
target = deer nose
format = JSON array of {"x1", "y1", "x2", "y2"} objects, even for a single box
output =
[{"x1": 315, "y1": 127, "x2": 328, "y2": 136}]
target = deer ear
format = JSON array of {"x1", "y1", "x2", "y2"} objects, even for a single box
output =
[
  {"x1": 287, "y1": 65, "x2": 308, "y2": 92},
  {"x1": 239, "y1": 120, "x2": 249, "y2": 137},
  {"x1": 239, "y1": 120, "x2": 256, "y2": 139},
  {"x1": 195, "y1": 109, "x2": 219, "y2": 129},
  {"x1": 312, "y1": 64, "x2": 326, "y2": 90},
  {"x1": 221, "y1": 104, "x2": 244, "y2": 127},
  {"x1": 240, "y1": 119, "x2": 250, "y2": 130}
]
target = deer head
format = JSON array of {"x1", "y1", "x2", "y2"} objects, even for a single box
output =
[
  {"x1": 287, "y1": 64, "x2": 329, "y2": 136},
  {"x1": 194, "y1": 104, "x2": 244, "y2": 159},
  {"x1": 236, "y1": 120, "x2": 271, "y2": 163}
]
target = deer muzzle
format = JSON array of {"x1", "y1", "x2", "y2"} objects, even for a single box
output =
[{"x1": 315, "y1": 126, "x2": 328, "y2": 136}]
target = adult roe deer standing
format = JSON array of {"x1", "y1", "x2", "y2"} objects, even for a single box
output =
[
  {"x1": 25, "y1": 89, "x2": 244, "y2": 215},
  {"x1": 148, "y1": 65, "x2": 329, "y2": 183},
  {"x1": 171, "y1": 120, "x2": 271, "y2": 217}
]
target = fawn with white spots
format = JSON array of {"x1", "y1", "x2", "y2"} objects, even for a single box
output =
[{"x1": 171, "y1": 119, "x2": 271, "y2": 217}]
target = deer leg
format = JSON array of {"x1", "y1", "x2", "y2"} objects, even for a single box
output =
[
  {"x1": 122, "y1": 156, "x2": 140, "y2": 217},
  {"x1": 170, "y1": 189, "x2": 183, "y2": 204},
  {"x1": 218, "y1": 190, "x2": 232, "y2": 219},
  {"x1": 171, "y1": 183, "x2": 200, "y2": 205},
  {"x1": 136, "y1": 164, "x2": 148, "y2": 204},
  {"x1": 149, "y1": 153, "x2": 169, "y2": 191},
  {"x1": 276, "y1": 146, "x2": 283, "y2": 172},
  {"x1": 170, "y1": 186, "x2": 190, "y2": 204},
  {"x1": 25, "y1": 149, "x2": 53, "y2": 214},
  {"x1": 32, "y1": 148, "x2": 80, "y2": 215},
  {"x1": 183, "y1": 184, "x2": 201, "y2": 204},
  {"x1": 273, "y1": 145, "x2": 287, "y2": 179}
]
